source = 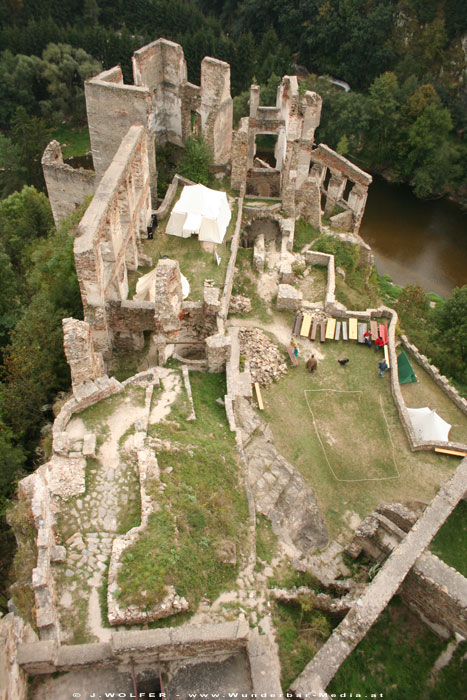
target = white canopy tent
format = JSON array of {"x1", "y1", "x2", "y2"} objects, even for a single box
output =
[
  {"x1": 407, "y1": 407, "x2": 452, "y2": 443},
  {"x1": 166, "y1": 184, "x2": 231, "y2": 244},
  {"x1": 134, "y1": 267, "x2": 190, "y2": 301}
]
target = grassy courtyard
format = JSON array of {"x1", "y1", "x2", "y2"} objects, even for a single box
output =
[
  {"x1": 134, "y1": 191, "x2": 238, "y2": 301},
  {"x1": 263, "y1": 336, "x2": 463, "y2": 537},
  {"x1": 116, "y1": 372, "x2": 249, "y2": 614}
]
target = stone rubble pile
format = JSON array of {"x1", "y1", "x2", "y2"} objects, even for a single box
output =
[
  {"x1": 239, "y1": 328, "x2": 287, "y2": 386},
  {"x1": 229, "y1": 294, "x2": 252, "y2": 314}
]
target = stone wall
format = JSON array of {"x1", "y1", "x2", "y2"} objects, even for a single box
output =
[
  {"x1": 42, "y1": 141, "x2": 96, "y2": 227},
  {"x1": 74, "y1": 125, "x2": 152, "y2": 355},
  {"x1": 309, "y1": 145, "x2": 372, "y2": 234},
  {"x1": 246, "y1": 168, "x2": 281, "y2": 197},
  {"x1": 15, "y1": 620, "x2": 280, "y2": 695},
  {"x1": 62, "y1": 318, "x2": 105, "y2": 393},
  {"x1": 85, "y1": 66, "x2": 156, "y2": 198},
  {"x1": 0, "y1": 614, "x2": 37, "y2": 700},
  {"x1": 347, "y1": 504, "x2": 467, "y2": 639},
  {"x1": 87, "y1": 38, "x2": 232, "y2": 199},
  {"x1": 400, "y1": 551, "x2": 467, "y2": 638}
]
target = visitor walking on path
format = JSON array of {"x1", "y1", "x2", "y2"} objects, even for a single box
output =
[
  {"x1": 291, "y1": 334, "x2": 299, "y2": 359},
  {"x1": 378, "y1": 360, "x2": 389, "y2": 377},
  {"x1": 374, "y1": 336, "x2": 384, "y2": 353},
  {"x1": 306, "y1": 354, "x2": 318, "y2": 372}
]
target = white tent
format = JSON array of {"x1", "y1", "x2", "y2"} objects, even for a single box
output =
[
  {"x1": 407, "y1": 407, "x2": 451, "y2": 443},
  {"x1": 166, "y1": 184, "x2": 231, "y2": 244},
  {"x1": 134, "y1": 267, "x2": 190, "y2": 301}
]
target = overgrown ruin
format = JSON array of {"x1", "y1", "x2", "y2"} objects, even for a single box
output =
[{"x1": 2, "y1": 37, "x2": 466, "y2": 700}]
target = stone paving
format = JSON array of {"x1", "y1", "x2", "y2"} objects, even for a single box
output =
[{"x1": 53, "y1": 371, "x2": 182, "y2": 643}]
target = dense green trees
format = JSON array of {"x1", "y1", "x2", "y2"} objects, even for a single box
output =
[
  {"x1": 434, "y1": 286, "x2": 467, "y2": 385},
  {"x1": 179, "y1": 136, "x2": 212, "y2": 186}
]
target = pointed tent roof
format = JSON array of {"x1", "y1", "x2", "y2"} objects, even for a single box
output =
[
  {"x1": 166, "y1": 184, "x2": 231, "y2": 244},
  {"x1": 407, "y1": 407, "x2": 451, "y2": 443},
  {"x1": 398, "y1": 351, "x2": 417, "y2": 385}
]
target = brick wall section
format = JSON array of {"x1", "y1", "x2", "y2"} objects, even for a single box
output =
[
  {"x1": 399, "y1": 551, "x2": 467, "y2": 638},
  {"x1": 74, "y1": 125, "x2": 152, "y2": 355},
  {"x1": 41, "y1": 141, "x2": 96, "y2": 227},
  {"x1": 290, "y1": 457, "x2": 467, "y2": 695}
]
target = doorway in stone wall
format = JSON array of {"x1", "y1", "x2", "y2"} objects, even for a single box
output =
[{"x1": 255, "y1": 133, "x2": 278, "y2": 168}]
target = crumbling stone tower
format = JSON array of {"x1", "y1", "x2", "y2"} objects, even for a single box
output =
[
  {"x1": 85, "y1": 38, "x2": 233, "y2": 201},
  {"x1": 231, "y1": 76, "x2": 372, "y2": 235}
]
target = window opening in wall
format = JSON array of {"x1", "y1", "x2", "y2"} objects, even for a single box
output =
[
  {"x1": 254, "y1": 133, "x2": 278, "y2": 168},
  {"x1": 322, "y1": 168, "x2": 332, "y2": 191},
  {"x1": 343, "y1": 178, "x2": 353, "y2": 202}
]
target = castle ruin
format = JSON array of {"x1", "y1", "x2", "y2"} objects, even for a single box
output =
[{"x1": 2, "y1": 36, "x2": 464, "y2": 700}]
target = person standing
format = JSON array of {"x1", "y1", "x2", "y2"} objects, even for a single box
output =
[
  {"x1": 306, "y1": 354, "x2": 318, "y2": 372},
  {"x1": 290, "y1": 334, "x2": 299, "y2": 359},
  {"x1": 378, "y1": 360, "x2": 388, "y2": 377}
]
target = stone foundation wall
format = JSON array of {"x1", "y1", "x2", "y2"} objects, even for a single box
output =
[
  {"x1": 107, "y1": 375, "x2": 189, "y2": 626},
  {"x1": 246, "y1": 168, "x2": 281, "y2": 197},
  {"x1": 42, "y1": 141, "x2": 96, "y2": 227}
]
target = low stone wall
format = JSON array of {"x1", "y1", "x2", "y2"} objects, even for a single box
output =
[
  {"x1": 305, "y1": 250, "x2": 336, "y2": 309},
  {"x1": 400, "y1": 335, "x2": 467, "y2": 416},
  {"x1": 17, "y1": 621, "x2": 249, "y2": 674},
  {"x1": 220, "y1": 193, "x2": 244, "y2": 320},
  {"x1": 18, "y1": 374, "x2": 124, "y2": 643},
  {"x1": 107, "y1": 438, "x2": 189, "y2": 625}
]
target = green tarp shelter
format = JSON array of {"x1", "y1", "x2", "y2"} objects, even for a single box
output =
[{"x1": 398, "y1": 351, "x2": 417, "y2": 385}]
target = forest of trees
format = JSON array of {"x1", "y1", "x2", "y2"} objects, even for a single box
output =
[{"x1": 0, "y1": 0, "x2": 466, "y2": 608}]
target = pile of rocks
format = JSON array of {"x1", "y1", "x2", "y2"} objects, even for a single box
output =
[
  {"x1": 239, "y1": 328, "x2": 287, "y2": 386},
  {"x1": 298, "y1": 309, "x2": 327, "y2": 322},
  {"x1": 229, "y1": 294, "x2": 252, "y2": 314}
]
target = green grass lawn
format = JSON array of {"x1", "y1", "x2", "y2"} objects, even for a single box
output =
[
  {"x1": 327, "y1": 596, "x2": 452, "y2": 699},
  {"x1": 140, "y1": 195, "x2": 237, "y2": 301},
  {"x1": 116, "y1": 372, "x2": 249, "y2": 615},
  {"x1": 430, "y1": 500, "x2": 467, "y2": 576},
  {"x1": 263, "y1": 337, "x2": 458, "y2": 537},
  {"x1": 50, "y1": 122, "x2": 91, "y2": 158},
  {"x1": 305, "y1": 388, "x2": 399, "y2": 481}
]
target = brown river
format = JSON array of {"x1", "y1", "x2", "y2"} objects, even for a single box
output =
[{"x1": 359, "y1": 177, "x2": 467, "y2": 297}]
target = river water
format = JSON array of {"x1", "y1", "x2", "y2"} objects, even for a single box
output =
[{"x1": 359, "y1": 177, "x2": 467, "y2": 297}]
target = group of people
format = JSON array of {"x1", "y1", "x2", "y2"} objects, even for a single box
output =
[
  {"x1": 291, "y1": 330, "x2": 389, "y2": 377},
  {"x1": 291, "y1": 335, "x2": 317, "y2": 372},
  {"x1": 363, "y1": 330, "x2": 389, "y2": 376}
]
